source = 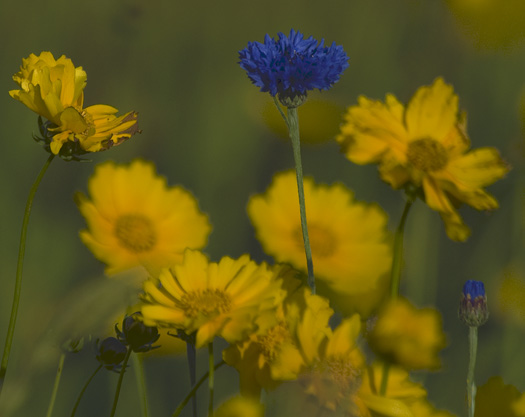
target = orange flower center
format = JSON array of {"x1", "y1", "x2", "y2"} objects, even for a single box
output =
[
  {"x1": 294, "y1": 223, "x2": 337, "y2": 258},
  {"x1": 407, "y1": 137, "x2": 448, "y2": 172},
  {"x1": 181, "y1": 289, "x2": 232, "y2": 318},
  {"x1": 115, "y1": 214, "x2": 157, "y2": 253},
  {"x1": 258, "y1": 323, "x2": 291, "y2": 361}
]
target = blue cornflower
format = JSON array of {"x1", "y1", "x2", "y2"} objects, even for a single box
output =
[
  {"x1": 459, "y1": 280, "x2": 489, "y2": 327},
  {"x1": 239, "y1": 29, "x2": 349, "y2": 103}
]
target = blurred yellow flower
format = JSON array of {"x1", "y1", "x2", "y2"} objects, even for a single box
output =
[
  {"x1": 140, "y1": 249, "x2": 285, "y2": 348},
  {"x1": 359, "y1": 363, "x2": 455, "y2": 417},
  {"x1": 475, "y1": 376, "x2": 525, "y2": 417},
  {"x1": 76, "y1": 159, "x2": 211, "y2": 276},
  {"x1": 495, "y1": 267, "x2": 525, "y2": 326},
  {"x1": 10, "y1": 51, "x2": 139, "y2": 156},
  {"x1": 248, "y1": 170, "x2": 392, "y2": 303},
  {"x1": 215, "y1": 396, "x2": 264, "y2": 417},
  {"x1": 224, "y1": 269, "x2": 333, "y2": 397},
  {"x1": 337, "y1": 77, "x2": 509, "y2": 241},
  {"x1": 368, "y1": 298, "x2": 446, "y2": 370}
]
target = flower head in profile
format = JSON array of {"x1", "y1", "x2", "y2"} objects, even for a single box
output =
[
  {"x1": 459, "y1": 280, "x2": 489, "y2": 327},
  {"x1": 368, "y1": 297, "x2": 447, "y2": 370},
  {"x1": 115, "y1": 312, "x2": 160, "y2": 352},
  {"x1": 239, "y1": 30, "x2": 349, "y2": 104},
  {"x1": 248, "y1": 170, "x2": 392, "y2": 311},
  {"x1": 10, "y1": 51, "x2": 139, "y2": 159},
  {"x1": 140, "y1": 249, "x2": 285, "y2": 348},
  {"x1": 337, "y1": 77, "x2": 509, "y2": 241},
  {"x1": 96, "y1": 337, "x2": 127, "y2": 371},
  {"x1": 75, "y1": 159, "x2": 211, "y2": 276}
]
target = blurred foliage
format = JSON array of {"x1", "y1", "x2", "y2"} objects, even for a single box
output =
[{"x1": 0, "y1": 0, "x2": 524, "y2": 416}]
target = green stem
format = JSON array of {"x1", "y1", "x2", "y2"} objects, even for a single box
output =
[
  {"x1": 132, "y1": 353, "x2": 149, "y2": 417},
  {"x1": 186, "y1": 341, "x2": 197, "y2": 417},
  {"x1": 379, "y1": 196, "x2": 414, "y2": 396},
  {"x1": 467, "y1": 326, "x2": 478, "y2": 417},
  {"x1": 0, "y1": 153, "x2": 54, "y2": 395},
  {"x1": 109, "y1": 348, "x2": 132, "y2": 417},
  {"x1": 279, "y1": 102, "x2": 315, "y2": 294},
  {"x1": 172, "y1": 361, "x2": 225, "y2": 417},
  {"x1": 208, "y1": 342, "x2": 214, "y2": 417},
  {"x1": 70, "y1": 364, "x2": 102, "y2": 417},
  {"x1": 45, "y1": 352, "x2": 65, "y2": 417}
]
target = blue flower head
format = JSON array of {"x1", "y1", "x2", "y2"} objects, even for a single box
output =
[
  {"x1": 459, "y1": 280, "x2": 489, "y2": 327},
  {"x1": 239, "y1": 29, "x2": 349, "y2": 104}
]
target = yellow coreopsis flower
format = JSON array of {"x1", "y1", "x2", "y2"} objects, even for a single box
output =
[
  {"x1": 337, "y1": 77, "x2": 509, "y2": 241},
  {"x1": 475, "y1": 376, "x2": 525, "y2": 417},
  {"x1": 248, "y1": 170, "x2": 392, "y2": 310},
  {"x1": 10, "y1": 51, "x2": 138, "y2": 158},
  {"x1": 76, "y1": 159, "x2": 211, "y2": 276},
  {"x1": 140, "y1": 249, "x2": 286, "y2": 348},
  {"x1": 368, "y1": 297, "x2": 447, "y2": 370},
  {"x1": 215, "y1": 396, "x2": 264, "y2": 417},
  {"x1": 223, "y1": 269, "x2": 333, "y2": 397}
]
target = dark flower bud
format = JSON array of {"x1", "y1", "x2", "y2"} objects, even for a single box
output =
[
  {"x1": 459, "y1": 280, "x2": 489, "y2": 327},
  {"x1": 62, "y1": 336, "x2": 86, "y2": 353},
  {"x1": 115, "y1": 312, "x2": 160, "y2": 353},
  {"x1": 96, "y1": 337, "x2": 127, "y2": 371}
]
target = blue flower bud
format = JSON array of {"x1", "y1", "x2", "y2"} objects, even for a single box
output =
[{"x1": 459, "y1": 280, "x2": 489, "y2": 327}]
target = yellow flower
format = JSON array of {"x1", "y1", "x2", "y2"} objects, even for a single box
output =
[
  {"x1": 247, "y1": 170, "x2": 392, "y2": 305},
  {"x1": 140, "y1": 249, "x2": 285, "y2": 348},
  {"x1": 224, "y1": 268, "x2": 333, "y2": 397},
  {"x1": 215, "y1": 396, "x2": 264, "y2": 417},
  {"x1": 368, "y1": 298, "x2": 447, "y2": 370},
  {"x1": 475, "y1": 376, "x2": 525, "y2": 417},
  {"x1": 359, "y1": 363, "x2": 456, "y2": 417},
  {"x1": 10, "y1": 51, "x2": 138, "y2": 157},
  {"x1": 76, "y1": 159, "x2": 211, "y2": 276},
  {"x1": 337, "y1": 77, "x2": 509, "y2": 241},
  {"x1": 495, "y1": 267, "x2": 525, "y2": 326}
]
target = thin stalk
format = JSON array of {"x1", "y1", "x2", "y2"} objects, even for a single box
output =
[
  {"x1": 109, "y1": 348, "x2": 132, "y2": 417},
  {"x1": 285, "y1": 105, "x2": 315, "y2": 293},
  {"x1": 45, "y1": 353, "x2": 65, "y2": 417},
  {"x1": 172, "y1": 361, "x2": 225, "y2": 417},
  {"x1": 379, "y1": 196, "x2": 414, "y2": 395},
  {"x1": 70, "y1": 364, "x2": 103, "y2": 417},
  {"x1": 208, "y1": 342, "x2": 214, "y2": 417},
  {"x1": 186, "y1": 341, "x2": 197, "y2": 417},
  {"x1": 467, "y1": 326, "x2": 478, "y2": 417},
  {"x1": 132, "y1": 353, "x2": 149, "y2": 417},
  {"x1": 0, "y1": 153, "x2": 54, "y2": 396}
]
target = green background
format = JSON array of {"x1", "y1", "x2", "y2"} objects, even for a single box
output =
[{"x1": 0, "y1": 0, "x2": 524, "y2": 415}]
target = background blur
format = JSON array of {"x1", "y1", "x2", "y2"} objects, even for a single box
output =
[{"x1": 1, "y1": 0, "x2": 524, "y2": 415}]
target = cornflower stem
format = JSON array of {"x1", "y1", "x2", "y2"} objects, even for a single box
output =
[
  {"x1": 132, "y1": 353, "x2": 149, "y2": 417},
  {"x1": 0, "y1": 153, "x2": 55, "y2": 395},
  {"x1": 172, "y1": 361, "x2": 225, "y2": 417},
  {"x1": 273, "y1": 97, "x2": 315, "y2": 294},
  {"x1": 109, "y1": 348, "x2": 132, "y2": 417},
  {"x1": 45, "y1": 352, "x2": 65, "y2": 417},
  {"x1": 208, "y1": 342, "x2": 215, "y2": 417},
  {"x1": 467, "y1": 326, "x2": 478, "y2": 417},
  {"x1": 379, "y1": 195, "x2": 414, "y2": 396},
  {"x1": 70, "y1": 364, "x2": 102, "y2": 417},
  {"x1": 186, "y1": 341, "x2": 197, "y2": 417}
]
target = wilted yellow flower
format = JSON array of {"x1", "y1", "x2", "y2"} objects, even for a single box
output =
[
  {"x1": 76, "y1": 159, "x2": 211, "y2": 276},
  {"x1": 337, "y1": 77, "x2": 509, "y2": 241},
  {"x1": 224, "y1": 269, "x2": 333, "y2": 397},
  {"x1": 215, "y1": 396, "x2": 264, "y2": 417},
  {"x1": 10, "y1": 51, "x2": 138, "y2": 157},
  {"x1": 140, "y1": 249, "x2": 285, "y2": 348},
  {"x1": 368, "y1": 298, "x2": 447, "y2": 370},
  {"x1": 248, "y1": 170, "x2": 392, "y2": 304}
]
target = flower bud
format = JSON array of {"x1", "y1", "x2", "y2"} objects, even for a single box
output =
[
  {"x1": 459, "y1": 280, "x2": 489, "y2": 327},
  {"x1": 115, "y1": 312, "x2": 160, "y2": 353},
  {"x1": 96, "y1": 337, "x2": 127, "y2": 371}
]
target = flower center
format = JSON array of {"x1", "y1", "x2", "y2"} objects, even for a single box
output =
[
  {"x1": 294, "y1": 223, "x2": 337, "y2": 258},
  {"x1": 406, "y1": 137, "x2": 448, "y2": 172},
  {"x1": 115, "y1": 214, "x2": 157, "y2": 253},
  {"x1": 312, "y1": 356, "x2": 360, "y2": 392},
  {"x1": 258, "y1": 323, "x2": 291, "y2": 361},
  {"x1": 181, "y1": 289, "x2": 232, "y2": 318}
]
